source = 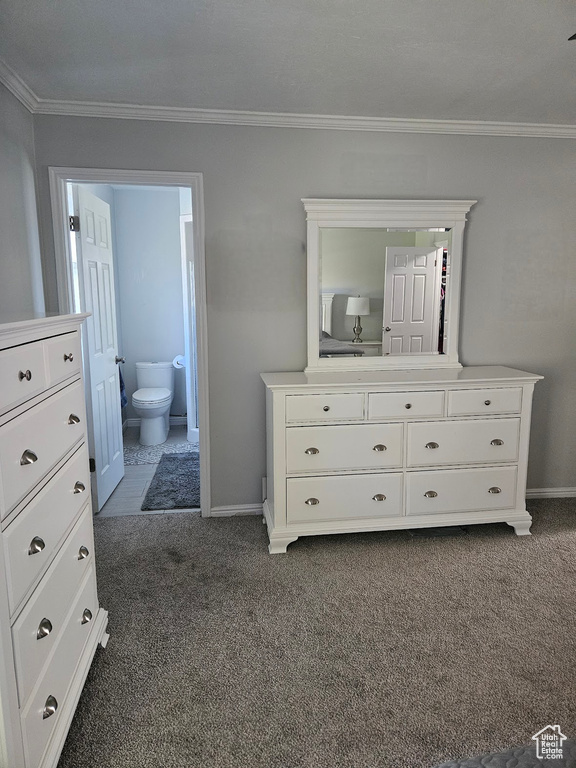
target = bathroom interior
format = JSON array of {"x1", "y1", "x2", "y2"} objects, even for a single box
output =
[{"x1": 67, "y1": 182, "x2": 200, "y2": 517}]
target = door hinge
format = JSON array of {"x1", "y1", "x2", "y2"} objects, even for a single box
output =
[
  {"x1": 69, "y1": 215, "x2": 80, "y2": 232},
  {"x1": 89, "y1": 458, "x2": 96, "y2": 472}
]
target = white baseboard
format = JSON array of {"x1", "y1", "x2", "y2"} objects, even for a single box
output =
[
  {"x1": 124, "y1": 416, "x2": 188, "y2": 428},
  {"x1": 210, "y1": 504, "x2": 263, "y2": 517},
  {"x1": 526, "y1": 487, "x2": 576, "y2": 499}
]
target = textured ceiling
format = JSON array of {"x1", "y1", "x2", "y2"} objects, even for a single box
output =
[{"x1": 0, "y1": 0, "x2": 575, "y2": 123}]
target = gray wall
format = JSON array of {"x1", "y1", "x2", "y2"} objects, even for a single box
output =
[
  {"x1": 32, "y1": 115, "x2": 576, "y2": 505},
  {"x1": 0, "y1": 83, "x2": 44, "y2": 319}
]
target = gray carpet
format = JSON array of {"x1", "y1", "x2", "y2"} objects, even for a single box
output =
[
  {"x1": 57, "y1": 499, "x2": 576, "y2": 768},
  {"x1": 141, "y1": 452, "x2": 200, "y2": 510}
]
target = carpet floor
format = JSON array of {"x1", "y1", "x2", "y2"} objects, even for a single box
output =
[{"x1": 57, "y1": 500, "x2": 576, "y2": 768}]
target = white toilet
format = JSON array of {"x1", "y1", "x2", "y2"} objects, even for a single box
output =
[{"x1": 132, "y1": 362, "x2": 175, "y2": 446}]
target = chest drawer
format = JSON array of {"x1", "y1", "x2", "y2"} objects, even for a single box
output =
[
  {"x1": 406, "y1": 466, "x2": 517, "y2": 516},
  {"x1": 0, "y1": 380, "x2": 85, "y2": 517},
  {"x1": 407, "y1": 418, "x2": 520, "y2": 467},
  {"x1": 20, "y1": 566, "x2": 98, "y2": 768},
  {"x1": 368, "y1": 391, "x2": 444, "y2": 420},
  {"x1": 447, "y1": 387, "x2": 522, "y2": 416},
  {"x1": 44, "y1": 331, "x2": 82, "y2": 387},
  {"x1": 12, "y1": 505, "x2": 95, "y2": 707},
  {"x1": 0, "y1": 341, "x2": 48, "y2": 415},
  {"x1": 4, "y1": 445, "x2": 90, "y2": 615},
  {"x1": 285, "y1": 393, "x2": 364, "y2": 422},
  {"x1": 286, "y1": 423, "x2": 403, "y2": 473},
  {"x1": 287, "y1": 473, "x2": 403, "y2": 524}
]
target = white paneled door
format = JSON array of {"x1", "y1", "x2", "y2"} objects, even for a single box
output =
[
  {"x1": 383, "y1": 247, "x2": 442, "y2": 354},
  {"x1": 75, "y1": 186, "x2": 124, "y2": 510}
]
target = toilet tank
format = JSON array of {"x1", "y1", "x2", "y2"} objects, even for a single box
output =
[{"x1": 135, "y1": 362, "x2": 175, "y2": 392}]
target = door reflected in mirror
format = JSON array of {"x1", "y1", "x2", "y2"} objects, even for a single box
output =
[{"x1": 320, "y1": 228, "x2": 451, "y2": 359}]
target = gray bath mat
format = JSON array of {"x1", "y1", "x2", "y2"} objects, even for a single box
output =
[
  {"x1": 124, "y1": 441, "x2": 199, "y2": 466},
  {"x1": 141, "y1": 452, "x2": 200, "y2": 510}
]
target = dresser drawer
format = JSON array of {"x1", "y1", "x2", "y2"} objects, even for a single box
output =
[
  {"x1": 0, "y1": 381, "x2": 85, "y2": 517},
  {"x1": 4, "y1": 445, "x2": 91, "y2": 615},
  {"x1": 285, "y1": 393, "x2": 364, "y2": 422},
  {"x1": 44, "y1": 331, "x2": 82, "y2": 387},
  {"x1": 447, "y1": 387, "x2": 523, "y2": 416},
  {"x1": 286, "y1": 423, "x2": 403, "y2": 473},
  {"x1": 406, "y1": 466, "x2": 517, "y2": 516},
  {"x1": 20, "y1": 567, "x2": 98, "y2": 768},
  {"x1": 407, "y1": 418, "x2": 520, "y2": 467},
  {"x1": 368, "y1": 391, "x2": 444, "y2": 420},
  {"x1": 0, "y1": 341, "x2": 48, "y2": 415},
  {"x1": 287, "y1": 473, "x2": 403, "y2": 523},
  {"x1": 12, "y1": 505, "x2": 95, "y2": 707}
]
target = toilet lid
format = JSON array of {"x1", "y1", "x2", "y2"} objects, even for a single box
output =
[{"x1": 132, "y1": 387, "x2": 171, "y2": 404}]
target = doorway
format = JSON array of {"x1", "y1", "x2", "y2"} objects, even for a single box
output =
[{"x1": 49, "y1": 168, "x2": 210, "y2": 518}]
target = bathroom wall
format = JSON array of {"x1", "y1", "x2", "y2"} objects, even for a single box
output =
[{"x1": 112, "y1": 186, "x2": 186, "y2": 419}]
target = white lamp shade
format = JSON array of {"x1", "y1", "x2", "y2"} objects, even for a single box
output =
[{"x1": 346, "y1": 296, "x2": 370, "y2": 316}]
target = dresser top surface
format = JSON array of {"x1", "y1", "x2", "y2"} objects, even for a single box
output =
[
  {"x1": 261, "y1": 366, "x2": 543, "y2": 390},
  {"x1": 0, "y1": 313, "x2": 89, "y2": 347}
]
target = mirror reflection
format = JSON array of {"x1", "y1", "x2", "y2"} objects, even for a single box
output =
[{"x1": 320, "y1": 228, "x2": 452, "y2": 359}]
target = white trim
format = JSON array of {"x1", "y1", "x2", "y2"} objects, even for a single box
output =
[
  {"x1": 0, "y1": 58, "x2": 575, "y2": 139},
  {"x1": 526, "y1": 487, "x2": 576, "y2": 499},
  {"x1": 48, "y1": 167, "x2": 211, "y2": 518},
  {"x1": 210, "y1": 504, "x2": 263, "y2": 517}
]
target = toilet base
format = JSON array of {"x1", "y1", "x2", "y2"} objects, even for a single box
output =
[{"x1": 138, "y1": 414, "x2": 170, "y2": 446}]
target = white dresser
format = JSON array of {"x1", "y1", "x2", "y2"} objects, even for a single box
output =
[
  {"x1": 262, "y1": 367, "x2": 543, "y2": 553},
  {"x1": 0, "y1": 314, "x2": 109, "y2": 768}
]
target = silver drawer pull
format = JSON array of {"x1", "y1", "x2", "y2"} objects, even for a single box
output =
[
  {"x1": 63, "y1": 352, "x2": 74, "y2": 362},
  {"x1": 373, "y1": 444, "x2": 387, "y2": 452},
  {"x1": 78, "y1": 545, "x2": 90, "y2": 560},
  {"x1": 20, "y1": 449, "x2": 38, "y2": 465},
  {"x1": 304, "y1": 447, "x2": 319, "y2": 455},
  {"x1": 43, "y1": 696, "x2": 58, "y2": 720},
  {"x1": 73, "y1": 481, "x2": 86, "y2": 494},
  {"x1": 28, "y1": 536, "x2": 46, "y2": 555},
  {"x1": 425, "y1": 442, "x2": 439, "y2": 450},
  {"x1": 488, "y1": 486, "x2": 502, "y2": 494},
  {"x1": 491, "y1": 439, "x2": 504, "y2": 446},
  {"x1": 81, "y1": 608, "x2": 93, "y2": 625},
  {"x1": 405, "y1": 403, "x2": 412, "y2": 409},
  {"x1": 484, "y1": 400, "x2": 492, "y2": 406},
  {"x1": 305, "y1": 498, "x2": 319, "y2": 506},
  {"x1": 424, "y1": 490, "x2": 438, "y2": 498},
  {"x1": 322, "y1": 405, "x2": 330, "y2": 412},
  {"x1": 37, "y1": 618, "x2": 53, "y2": 640},
  {"x1": 68, "y1": 413, "x2": 81, "y2": 425},
  {"x1": 18, "y1": 369, "x2": 32, "y2": 382},
  {"x1": 372, "y1": 493, "x2": 386, "y2": 501}
]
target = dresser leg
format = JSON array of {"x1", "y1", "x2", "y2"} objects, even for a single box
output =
[
  {"x1": 268, "y1": 536, "x2": 298, "y2": 554},
  {"x1": 508, "y1": 519, "x2": 532, "y2": 536}
]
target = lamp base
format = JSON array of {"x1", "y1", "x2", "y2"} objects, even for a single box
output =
[{"x1": 352, "y1": 316, "x2": 363, "y2": 343}]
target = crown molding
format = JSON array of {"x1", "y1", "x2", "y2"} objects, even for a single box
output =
[{"x1": 1, "y1": 57, "x2": 575, "y2": 138}]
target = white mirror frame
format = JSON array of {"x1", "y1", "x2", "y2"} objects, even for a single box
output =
[{"x1": 303, "y1": 198, "x2": 477, "y2": 373}]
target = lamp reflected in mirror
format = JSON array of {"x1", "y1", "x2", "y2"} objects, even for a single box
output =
[{"x1": 346, "y1": 296, "x2": 370, "y2": 343}]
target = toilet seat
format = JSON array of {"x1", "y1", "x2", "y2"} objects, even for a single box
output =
[{"x1": 132, "y1": 387, "x2": 172, "y2": 408}]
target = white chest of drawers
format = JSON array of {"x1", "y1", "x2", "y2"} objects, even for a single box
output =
[
  {"x1": 0, "y1": 314, "x2": 109, "y2": 768},
  {"x1": 262, "y1": 366, "x2": 542, "y2": 554}
]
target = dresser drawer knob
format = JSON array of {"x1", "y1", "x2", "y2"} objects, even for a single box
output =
[
  {"x1": 304, "y1": 447, "x2": 320, "y2": 455},
  {"x1": 43, "y1": 696, "x2": 58, "y2": 720},
  {"x1": 37, "y1": 618, "x2": 53, "y2": 640},
  {"x1": 372, "y1": 493, "x2": 386, "y2": 501},
  {"x1": 405, "y1": 403, "x2": 412, "y2": 409},
  {"x1": 63, "y1": 352, "x2": 74, "y2": 362},
  {"x1": 425, "y1": 442, "x2": 439, "y2": 450},
  {"x1": 373, "y1": 444, "x2": 387, "y2": 452},
  {"x1": 20, "y1": 449, "x2": 38, "y2": 466},
  {"x1": 78, "y1": 545, "x2": 90, "y2": 560},
  {"x1": 322, "y1": 405, "x2": 330, "y2": 412},
  {"x1": 488, "y1": 486, "x2": 502, "y2": 494},
  {"x1": 73, "y1": 481, "x2": 86, "y2": 494},
  {"x1": 484, "y1": 400, "x2": 492, "y2": 406},
  {"x1": 68, "y1": 413, "x2": 81, "y2": 425},
  {"x1": 305, "y1": 498, "x2": 319, "y2": 506},
  {"x1": 491, "y1": 439, "x2": 504, "y2": 446},
  {"x1": 18, "y1": 369, "x2": 32, "y2": 382},
  {"x1": 28, "y1": 537, "x2": 45, "y2": 555},
  {"x1": 424, "y1": 490, "x2": 438, "y2": 498},
  {"x1": 81, "y1": 608, "x2": 93, "y2": 625}
]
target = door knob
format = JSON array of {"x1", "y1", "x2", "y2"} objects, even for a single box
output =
[
  {"x1": 384, "y1": 327, "x2": 391, "y2": 332},
  {"x1": 115, "y1": 356, "x2": 125, "y2": 364}
]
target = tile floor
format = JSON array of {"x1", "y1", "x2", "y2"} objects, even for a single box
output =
[{"x1": 98, "y1": 426, "x2": 198, "y2": 518}]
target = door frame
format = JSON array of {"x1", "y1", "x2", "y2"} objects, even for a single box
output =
[{"x1": 48, "y1": 167, "x2": 211, "y2": 518}]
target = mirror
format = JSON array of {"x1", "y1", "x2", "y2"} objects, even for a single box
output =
[{"x1": 303, "y1": 199, "x2": 476, "y2": 372}]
